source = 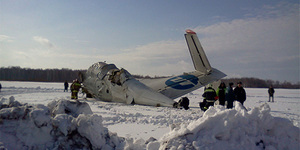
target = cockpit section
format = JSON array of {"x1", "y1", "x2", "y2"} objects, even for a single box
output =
[
  {"x1": 108, "y1": 68, "x2": 133, "y2": 85},
  {"x1": 88, "y1": 62, "x2": 133, "y2": 86},
  {"x1": 97, "y1": 64, "x2": 118, "y2": 80}
]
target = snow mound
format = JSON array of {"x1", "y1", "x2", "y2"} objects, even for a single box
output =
[
  {"x1": 1, "y1": 97, "x2": 299, "y2": 150},
  {"x1": 0, "y1": 97, "x2": 126, "y2": 149},
  {"x1": 159, "y1": 102, "x2": 300, "y2": 149}
]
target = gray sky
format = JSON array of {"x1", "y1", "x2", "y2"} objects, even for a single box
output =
[{"x1": 0, "y1": 0, "x2": 299, "y2": 83}]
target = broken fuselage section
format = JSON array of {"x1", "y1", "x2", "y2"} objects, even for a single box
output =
[{"x1": 81, "y1": 62, "x2": 177, "y2": 107}]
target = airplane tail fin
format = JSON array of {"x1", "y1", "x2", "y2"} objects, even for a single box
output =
[{"x1": 185, "y1": 29, "x2": 212, "y2": 74}]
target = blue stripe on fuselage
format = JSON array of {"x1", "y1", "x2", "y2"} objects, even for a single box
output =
[{"x1": 165, "y1": 75, "x2": 198, "y2": 90}]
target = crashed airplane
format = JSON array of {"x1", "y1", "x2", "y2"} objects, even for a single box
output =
[{"x1": 79, "y1": 29, "x2": 226, "y2": 109}]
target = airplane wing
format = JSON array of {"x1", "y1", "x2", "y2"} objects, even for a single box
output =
[
  {"x1": 139, "y1": 30, "x2": 226, "y2": 99},
  {"x1": 140, "y1": 68, "x2": 225, "y2": 99}
]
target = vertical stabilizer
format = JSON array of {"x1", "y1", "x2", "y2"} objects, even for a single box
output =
[{"x1": 185, "y1": 29, "x2": 212, "y2": 74}]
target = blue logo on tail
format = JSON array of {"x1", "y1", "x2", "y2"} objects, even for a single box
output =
[{"x1": 165, "y1": 75, "x2": 198, "y2": 90}]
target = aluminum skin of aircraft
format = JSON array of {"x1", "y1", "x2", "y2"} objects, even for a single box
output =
[{"x1": 80, "y1": 29, "x2": 226, "y2": 109}]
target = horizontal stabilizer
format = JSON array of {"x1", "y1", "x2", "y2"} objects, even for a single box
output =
[{"x1": 185, "y1": 29, "x2": 212, "y2": 74}]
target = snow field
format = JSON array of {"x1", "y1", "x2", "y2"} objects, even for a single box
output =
[{"x1": 0, "y1": 81, "x2": 299, "y2": 149}]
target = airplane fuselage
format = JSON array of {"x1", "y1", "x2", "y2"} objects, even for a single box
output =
[
  {"x1": 81, "y1": 30, "x2": 226, "y2": 108},
  {"x1": 82, "y1": 62, "x2": 176, "y2": 107}
]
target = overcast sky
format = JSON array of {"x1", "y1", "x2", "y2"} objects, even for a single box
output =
[{"x1": 0, "y1": 0, "x2": 299, "y2": 83}]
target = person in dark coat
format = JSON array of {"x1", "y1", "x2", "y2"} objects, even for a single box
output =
[
  {"x1": 217, "y1": 82, "x2": 226, "y2": 106},
  {"x1": 0, "y1": 83, "x2": 2, "y2": 92},
  {"x1": 202, "y1": 84, "x2": 217, "y2": 111},
  {"x1": 225, "y1": 82, "x2": 235, "y2": 109},
  {"x1": 268, "y1": 85, "x2": 275, "y2": 102},
  {"x1": 234, "y1": 82, "x2": 246, "y2": 105},
  {"x1": 64, "y1": 81, "x2": 69, "y2": 92},
  {"x1": 199, "y1": 99, "x2": 207, "y2": 111},
  {"x1": 199, "y1": 86, "x2": 207, "y2": 111}
]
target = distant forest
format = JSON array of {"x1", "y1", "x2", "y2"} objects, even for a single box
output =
[
  {"x1": 0, "y1": 66, "x2": 299, "y2": 89},
  {"x1": 0, "y1": 66, "x2": 84, "y2": 82},
  {"x1": 220, "y1": 78, "x2": 299, "y2": 89}
]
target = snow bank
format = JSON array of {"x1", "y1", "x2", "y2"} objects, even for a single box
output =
[
  {"x1": 159, "y1": 102, "x2": 300, "y2": 150},
  {"x1": 0, "y1": 97, "x2": 126, "y2": 149},
  {"x1": 0, "y1": 97, "x2": 299, "y2": 150}
]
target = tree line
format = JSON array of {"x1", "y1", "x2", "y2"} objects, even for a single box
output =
[
  {"x1": 221, "y1": 78, "x2": 299, "y2": 89},
  {"x1": 0, "y1": 66, "x2": 299, "y2": 89},
  {"x1": 0, "y1": 66, "x2": 85, "y2": 82}
]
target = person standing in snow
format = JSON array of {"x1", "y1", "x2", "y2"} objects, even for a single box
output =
[
  {"x1": 202, "y1": 84, "x2": 217, "y2": 111},
  {"x1": 225, "y1": 82, "x2": 235, "y2": 109},
  {"x1": 268, "y1": 85, "x2": 275, "y2": 102},
  {"x1": 217, "y1": 82, "x2": 226, "y2": 106},
  {"x1": 64, "y1": 81, "x2": 69, "y2": 92},
  {"x1": 70, "y1": 79, "x2": 81, "y2": 99},
  {"x1": 199, "y1": 89, "x2": 207, "y2": 111},
  {"x1": 234, "y1": 82, "x2": 246, "y2": 105},
  {"x1": 0, "y1": 83, "x2": 2, "y2": 92}
]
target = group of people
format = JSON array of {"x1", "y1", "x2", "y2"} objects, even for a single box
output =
[
  {"x1": 64, "y1": 80, "x2": 81, "y2": 100},
  {"x1": 200, "y1": 82, "x2": 246, "y2": 111}
]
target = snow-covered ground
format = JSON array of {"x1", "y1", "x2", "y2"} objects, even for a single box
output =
[{"x1": 0, "y1": 81, "x2": 299, "y2": 149}]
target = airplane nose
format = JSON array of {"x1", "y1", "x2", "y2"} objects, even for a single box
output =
[{"x1": 124, "y1": 79, "x2": 175, "y2": 107}]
